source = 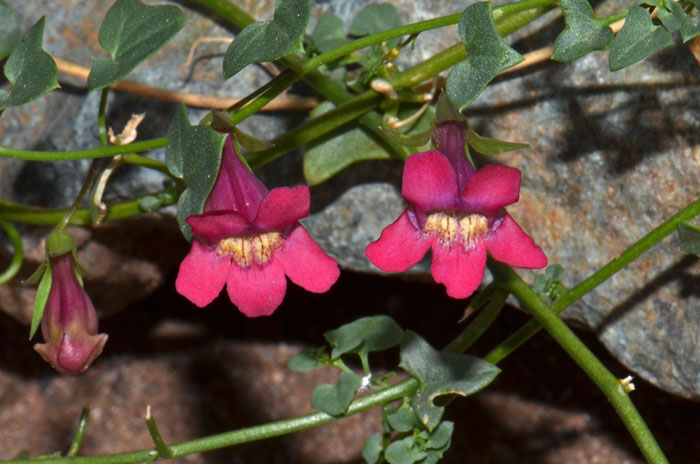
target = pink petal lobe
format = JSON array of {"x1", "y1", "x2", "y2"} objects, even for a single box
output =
[
  {"x1": 485, "y1": 213, "x2": 547, "y2": 268},
  {"x1": 276, "y1": 226, "x2": 339, "y2": 293},
  {"x1": 255, "y1": 186, "x2": 310, "y2": 231},
  {"x1": 176, "y1": 240, "x2": 229, "y2": 307},
  {"x1": 366, "y1": 209, "x2": 432, "y2": 272},
  {"x1": 226, "y1": 260, "x2": 287, "y2": 317},
  {"x1": 431, "y1": 241, "x2": 487, "y2": 299},
  {"x1": 460, "y1": 165, "x2": 521, "y2": 213},
  {"x1": 187, "y1": 211, "x2": 250, "y2": 238},
  {"x1": 402, "y1": 151, "x2": 459, "y2": 210},
  {"x1": 204, "y1": 136, "x2": 268, "y2": 222}
]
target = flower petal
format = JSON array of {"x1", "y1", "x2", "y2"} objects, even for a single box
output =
[
  {"x1": 226, "y1": 259, "x2": 287, "y2": 317},
  {"x1": 187, "y1": 211, "x2": 250, "y2": 238},
  {"x1": 275, "y1": 225, "x2": 339, "y2": 293},
  {"x1": 175, "y1": 240, "x2": 229, "y2": 307},
  {"x1": 485, "y1": 213, "x2": 547, "y2": 268},
  {"x1": 204, "y1": 136, "x2": 268, "y2": 222},
  {"x1": 460, "y1": 164, "x2": 521, "y2": 213},
  {"x1": 366, "y1": 209, "x2": 432, "y2": 272},
  {"x1": 255, "y1": 186, "x2": 310, "y2": 231},
  {"x1": 402, "y1": 151, "x2": 459, "y2": 211},
  {"x1": 431, "y1": 241, "x2": 487, "y2": 299}
]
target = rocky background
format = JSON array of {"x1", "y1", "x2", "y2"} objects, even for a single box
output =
[{"x1": 1, "y1": 0, "x2": 700, "y2": 461}]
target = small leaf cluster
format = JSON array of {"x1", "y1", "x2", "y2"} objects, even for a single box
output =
[
  {"x1": 287, "y1": 315, "x2": 404, "y2": 416},
  {"x1": 533, "y1": 264, "x2": 566, "y2": 301},
  {"x1": 363, "y1": 411, "x2": 454, "y2": 464}
]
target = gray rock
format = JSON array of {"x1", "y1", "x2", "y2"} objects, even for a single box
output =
[{"x1": 2, "y1": 0, "x2": 700, "y2": 399}]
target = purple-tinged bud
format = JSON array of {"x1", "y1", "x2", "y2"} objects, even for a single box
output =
[{"x1": 33, "y1": 253, "x2": 107, "y2": 375}]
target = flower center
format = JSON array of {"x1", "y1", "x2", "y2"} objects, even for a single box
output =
[
  {"x1": 423, "y1": 211, "x2": 488, "y2": 250},
  {"x1": 217, "y1": 232, "x2": 283, "y2": 267}
]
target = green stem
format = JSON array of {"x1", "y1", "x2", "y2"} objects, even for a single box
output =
[
  {"x1": 98, "y1": 89, "x2": 109, "y2": 146},
  {"x1": 144, "y1": 407, "x2": 173, "y2": 459},
  {"x1": 59, "y1": 159, "x2": 100, "y2": 229},
  {"x1": 444, "y1": 287, "x2": 509, "y2": 354},
  {"x1": 488, "y1": 260, "x2": 668, "y2": 464},
  {"x1": 0, "y1": 220, "x2": 23, "y2": 285},
  {"x1": 602, "y1": 10, "x2": 627, "y2": 26},
  {"x1": 0, "y1": 137, "x2": 167, "y2": 161},
  {"x1": 67, "y1": 407, "x2": 90, "y2": 457},
  {"x1": 486, "y1": 196, "x2": 700, "y2": 364},
  {"x1": 0, "y1": 191, "x2": 177, "y2": 226},
  {"x1": 10, "y1": 379, "x2": 418, "y2": 464},
  {"x1": 121, "y1": 154, "x2": 171, "y2": 176}
]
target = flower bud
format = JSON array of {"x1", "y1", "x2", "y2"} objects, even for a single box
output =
[{"x1": 33, "y1": 253, "x2": 107, "y2": 374}]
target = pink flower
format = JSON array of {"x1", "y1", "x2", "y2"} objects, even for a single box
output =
[
  {"x1": 175, "y1": 136, "x2": 340, "y2": 316},
  {"x1": 366, "y1": 121, "x2": 547, "y2": 299},
  {"x1": 34, "y1": 252, "x2": 108, "y2": 375}
]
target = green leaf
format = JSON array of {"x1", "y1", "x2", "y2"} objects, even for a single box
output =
[
  {"x1": 551, "y1": 0, "x2": 613, "y2": 62},
  {"x1": 310, "y1": 371, "x2": 362, "y2": 416},
  {"x1": 386, "y1": 405, "x2": 418, "y2": 432},
  {"x1": 384, "y1": 436, "x2": 425, "y2": 464},
  {"x1": 467, "y1": 126, "x2": 528, "y2": 155},
  {"x1": 324, "y1": 315, "x2": 404, "y2": 359},
  {"x1": 609, "y1": 6, "x2": 674, "y2": 71},
  {"x1": 30, "y1": 263, "x2": 52, "y2": 340},
  {"x1": 311, "y1": 13, "x2": 347, "y2": 53},
  {"x1": 12, "y1": 451, "x2": 30, "y2": 461},
  {"x1": 657, "y1": 1, "x2": 685, "y2": 31},
  {"x1": 426, "y1": 421, "x2": 454, "y2": 450},
  {"x1": 232, "y1": 126, "x2": 274, "y2": 152},
  {"x1": 165, "y1": 105, "x2": 227, "y2": 241},
  {"x1": 681, "y1": 12, "x2": 700, "y2": 42},
  {"x1": 223, "y1": 0, "x2": 311, "y2": 79},
  {"x1": 362, "y1": 432, "x2": 384, "y2": 464},
  {"x1": 286, "y1": 348, "x2": 328, "y2": 372},
  {"x1": 0, "y1": 0, "x2": 19, "y2": 61},
  {"x1": 446, "y1": 2, "x2": 523, "y2": 111},
  {"x1": 138, "y1": 195, "x2": 163, "y2": 212},
  {"x1": 0, "y1": 17, "x2": 59, "y2": 110},
  {"x1": 88, "y1": 0, "x2": 186, "y2": 89},
  {"x1": 349, "y1": 4, "x2": 403, "y2": 47},
  {"x1": 399, "y1": 331, "x2": 500, "y2": 431},
  {"x1": 303, "y1": 102, "x2": 391, "y2": 185},
  {"x1": 677, "y1": 221, "x2": 700, "y2": 256}
]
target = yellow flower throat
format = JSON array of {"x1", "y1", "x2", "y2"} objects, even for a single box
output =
[
  {"x1": 423, "y1": 211, "x2": 488, "y2": 250},
  {"x1": 217, "y1": 232, "x2": 282, "y2": 267}
]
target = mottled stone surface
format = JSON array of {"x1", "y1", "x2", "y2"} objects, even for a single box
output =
[{"x1": 1, "y1": 0, "x2": 700, "y2": 400}]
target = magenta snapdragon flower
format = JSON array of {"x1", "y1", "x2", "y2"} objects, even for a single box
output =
[
  {"x1": 34, "y1": 252, "x2": 108, "y2": 375},
  {"x1": 176, "y1": 136, "x2": 340, "y2": 316},
  {"x1": 366, "y1": 121, "x2": 547, "y2": 299}
]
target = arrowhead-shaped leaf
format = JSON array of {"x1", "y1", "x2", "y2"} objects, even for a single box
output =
[
  {"x1": 609, "y1": 6, "x2": 674, "y2": 71},
  {"x1": 88, "y1": 0, "x2": 186, "y2": 89},
  {"x1": 551, "y1": 0, "x2": 613, "y2": 62},
  {"x1": 223, "y1": 0, "x2": 311, "y2": 79},
  {"x1": 0, "y1": 0, "x2": 19, "y2": 61},
  {"x1": 657, "y1": 1, "x2": 684, "y2": 31},
  {"x1": 165, "y1": 105, "x2": 227, "y2": 241},
  {"x1": 446, "y1": 2, "x2": 523, "y2": 110},
  {"x1": 399, "y1": 331, "x2": 500, "y2": 431},
  {"x1": 0, "y1": 17, "x2": 59, "y2": 110},
  {"x1": 310, "y1": 371, "x2": 362, "y2": 416},
  {"x1": 681, "y1": 13, "x2": 700, "y2": 42}
]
